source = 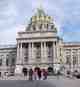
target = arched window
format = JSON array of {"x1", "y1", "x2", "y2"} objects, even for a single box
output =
[
  {"x1": 33, "y1": 25, "x2": 36, "y2": 31},
  {"x1": 51, "y1": 25, "x2": 54, "y2": 29},
  {"x1": 47, "y1": 67, "x2": 53, "y2": 74},
  {"x1": 39, "y1": 24, "x2": 42, "y2": 30}
]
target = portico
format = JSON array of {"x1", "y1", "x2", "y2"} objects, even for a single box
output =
[
  {"x1": 17, "y1": 40, "x2": 57, "y2": 66},
  {"x1": 15, "y1": 8, "x2": 62, "y2": 74}
]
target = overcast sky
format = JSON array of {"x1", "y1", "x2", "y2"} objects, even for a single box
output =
[{"x1": 0, "y1": 0, "x2": 80, "y2": 45}]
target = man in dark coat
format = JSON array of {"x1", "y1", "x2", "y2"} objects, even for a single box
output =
[{"x1": 29, "y1": 69, "x2": 33, "y2": 80}]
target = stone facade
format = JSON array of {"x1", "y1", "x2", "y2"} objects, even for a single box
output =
[
  {"x1": 15, "y1": 8, "x2": 62, "y2": 74},
  {"x1": 0, "y1": 8, "x2": 80, "y2": 76},
  {"x1": 0, "y1": 45, "x2": 16, "y2": 76},
  {"x1": 63, "y1": 42, "x2": 80, "y2": 72}
]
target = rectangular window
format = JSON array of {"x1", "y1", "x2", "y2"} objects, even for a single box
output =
[
  {"x1": 6, "y1": 58, "x2": 9, "y2": 66},
  {"x1": 66, "y1": 55, "x2": 71, "y2": 64},
  {"x1": 73, "y1": 56, "x2": 77, "y2": 65},
  {"x1": 0, "y1": 59, "x2": 2, "y2": 66},
  {"x1": 36, "y1": 48, "x2": 41, "y2": 59}
]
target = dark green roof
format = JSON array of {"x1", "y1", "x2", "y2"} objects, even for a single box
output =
[{"x1": 35, "y1": 8, "x2": 46, "y2": 16}]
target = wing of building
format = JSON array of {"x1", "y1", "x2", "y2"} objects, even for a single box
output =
[
  {"x1": 0, "y1": 8, "x2": 80, "y2": 76},
  {"x1": 0, "y1": 45, "x2": 16, "y2": 76}
]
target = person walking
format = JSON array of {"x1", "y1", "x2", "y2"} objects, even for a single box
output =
[
  {"x1": 22, "y1": 68, "x2": 27, "y2": 80},
  {"x1": 44, "y1": 70, "x2": 48, "y2": 80},
  {"x1": 28, "y1": 68, "x2": 33, "y2": 80},
  {"x1": 42, "y1": 69, "x2": 47, "y2": 80},
  {"x1": 41, "y1": 69, "x2": 44, "y2": 80},
  {"x1": 33, "y1": 69, "x2": 37, "y2": 80},
  {"x1": 37, "y1": 69, "x2": 41, "y2": 80}
]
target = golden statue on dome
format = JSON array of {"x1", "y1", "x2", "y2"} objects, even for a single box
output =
[{"x1": 26, "y1": 0, "x2": 57, "y2": 33}]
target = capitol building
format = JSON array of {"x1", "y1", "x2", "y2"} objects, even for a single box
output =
[{"x1": 0, "y1": 8, "x2": 80, "y2": 76}]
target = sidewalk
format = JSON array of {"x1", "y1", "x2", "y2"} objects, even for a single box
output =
[{"x1": 0, "y1": 75, "x2": 76, "y2": 80}]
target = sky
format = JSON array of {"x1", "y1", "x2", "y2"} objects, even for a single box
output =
[{"x1": 0, "y1": 0, "x2": 80, "y2": 44}]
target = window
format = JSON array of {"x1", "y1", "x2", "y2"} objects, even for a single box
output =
[
  {"x1": 66, "y1": 55, "x2": 71, "y2": 64},
  {"x1": 0, "y1": 59, "x2": 2, "y2": 66},
  {"x1": 0, "y1": 55, "x2": 3, "y2": 66},
  {"x1": 36, "y1": 47, "x2": 41, "y2": 59},
  {"x1": 6, "y1": 55, "x2": 9, "y2": 66},
  {"x1": 51, "y1": 25, "x2": 54, "y2": 29},
  {"x1": 33, "y1": 25, "x2": 36, "y2": 31},
  {"x1": 44, "y1": 24, "x2": 47, "y2": 29},
  {"x1": 48, "y1": 47, "x2": 52, "y2": 57},
  {"x1": 24, "y1": 57, "x2": 28, "y2": 62},
  {"x1": 39, "y1": 24, "x2": 42, "y2": 30},
  {"x1": 73, "y1": 56, "x2": 77, "y2": 65},
  {"x1": 47, "y1": 24, "x2": 48, "y2": 29},
  {"x1": 60, "y1": 48, "x2": 61, "y2": 56},
  {"x1": 11, "y1": 58, "x2": 15, "y2": 66},
  {"x1": 6, "y1": 58, "x2": 9, "y2": 66}
]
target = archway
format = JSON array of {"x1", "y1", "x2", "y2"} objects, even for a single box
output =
[
  {"x1": 22, "y1": 67, "x2": 27, "y2": 76},
  {"x1": 47, "y1": 67, "x2": 53, "y2": 75},
  {"x1": 34, "y1": 67, "x2": 40, "y2": 71}
]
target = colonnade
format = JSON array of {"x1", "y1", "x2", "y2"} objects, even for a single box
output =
[{"x1": 16, "y1": 41, "x2": 57, "y2": 66}]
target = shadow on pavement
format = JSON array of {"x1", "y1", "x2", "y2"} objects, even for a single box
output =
[{"x1": 0, "y1": 80, "x2": 56, "y2": 87}]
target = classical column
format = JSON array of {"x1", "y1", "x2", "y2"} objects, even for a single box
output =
[
  {"x1": 2, "y1": 55, "x2": 6, "y2": 66},
  {"x1": 53, "y1": 41, "x2": 58, "y2": 70},
  {"x1": 18, "y1": 43, "x2": 23, "y2": 65},
  {"x1": 15, "y1": 43, "x2": 23, "y2": 74},
  {"x1": 55, "y1": 42, "x2": 58, "y2": 64},
  {"x1": 16, "y1": 43, "x2": 21, "y2": 65},
  {"x1": 16, "y1": 43, "x2": 19, "y2": 64},
  {"x1": 17, "y1": 43, "x2": 20, "y2": 61},
  {"x1": 31, "y1": 42, "x2": 35, "y2": 63},
  {"x1": 78, "y1": 49, "x2": 80, "y2": 71},
  {"x1": 29, "y1": 43, "x2": 32, "y2": 63},
  {"x1": 22, "y1": 43, "x2": 25, "y2": 65},
  {"x1": 2, "y1": 55, "x2": 6, "y2": 77},
  {"x1": 53, "y1": 42, "x2": 56, "y2": 64},
  {"x1": 43, "y1": 42, "x2": 47, "y2": 63},
  {"x1": 71, "y1": 49, "x2": 73, "y2": 72},
  {"x1": 41, "y1": 42, "x2": 44, "y2": 63},
  {"x1": 17, "y1": 43, "x2": 22, "y2": 65}
]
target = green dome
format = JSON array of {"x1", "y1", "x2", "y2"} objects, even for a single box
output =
[
  {"x1": 26, "y1": 8, "x2": 57, "y2": 33},
  {"x1": 35, "y1": 8, "x2": 46, "y2": 16},
  {"x1": 31, "y1": 8, "x2": 53, "y2": 23}
]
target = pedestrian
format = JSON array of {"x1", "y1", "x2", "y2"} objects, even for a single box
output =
[
  {"x1": 22, "y1": 68, "x2": 27, "y2": 76},
  {"x1": 37, "y1": 69, "x2": 41, "y2": 80},
  {"x1": 42, "y1": 69, "x2": 47, "y2": 80},
  {"x1": 41, "y1": 69, "x2": 47, "y2": 80},
  {"x1": 41, "y1": 69, "x2": 44, "y2": 80},
  {"x1": 57, "y1": 70, "x2": 60, "y2": 79},
  {"x1": 22, "y1": 67, "x2": 27, "y2": 80},
  {"x1": 28, "y1": 68, "x2": 33, "y2": 80},
  {"x1": 33, "y1": 69, "x2": 37, "y2": 80}
]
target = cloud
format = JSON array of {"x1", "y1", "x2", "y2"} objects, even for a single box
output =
[
  {"x1": 0, "y1": 0, "x2": 80, "y2": 44},
  {"x1": 0, "y1": 24, "x2": 26, "y2": 45}
]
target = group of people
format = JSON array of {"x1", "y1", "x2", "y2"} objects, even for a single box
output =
[{"x1": 22, "y1": 68, "x2": 48, "y2": 80}]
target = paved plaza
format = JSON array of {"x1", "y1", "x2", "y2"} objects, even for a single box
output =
[
  {"x1": 0, "y1": 78, "x2": 79, "y2": 87},
  {"x1": 0, "y1": 75, "x2": 79, "y2": 87}
]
